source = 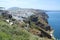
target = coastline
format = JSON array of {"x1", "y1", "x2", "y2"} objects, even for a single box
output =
[{"x1": 50, "y1": 30, "x2": 55, "y2": 40}]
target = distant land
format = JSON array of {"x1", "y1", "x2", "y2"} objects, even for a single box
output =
[{"x1": 45, "y1": 10, "x2": 60, "y2": 12}]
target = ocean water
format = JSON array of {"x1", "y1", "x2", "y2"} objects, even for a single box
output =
[{"x1": 46, "y1": 12, "x2": 60, "y2": 39}]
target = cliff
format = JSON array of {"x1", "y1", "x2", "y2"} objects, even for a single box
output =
[{"x1": 0, "y1": 7, "x2": 54, "y2": 40}]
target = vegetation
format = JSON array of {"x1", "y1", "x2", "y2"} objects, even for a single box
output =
[{"x1": 0, "y1": 18, "x2": 42, "y2": 40}]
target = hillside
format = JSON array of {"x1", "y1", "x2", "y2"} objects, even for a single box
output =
[
  {"x1": 0, "y1": 7, "x2": 54, "y2": 40},
  {"x1": 0, "y1": 18, "x2": 54, "y2": 40}
]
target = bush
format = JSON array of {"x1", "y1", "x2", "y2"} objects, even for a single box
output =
[{"x1": 0, "y1": 32, "x2": 11, "y2": 40}]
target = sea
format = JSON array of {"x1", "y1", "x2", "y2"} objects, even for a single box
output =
[{"x1": 46, "y1": 12, "x2": 60, "y2": 40}]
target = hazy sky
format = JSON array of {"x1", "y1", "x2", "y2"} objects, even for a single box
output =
[{"x1": 0, "y1": 0, "x2": 60, "y2": 10}]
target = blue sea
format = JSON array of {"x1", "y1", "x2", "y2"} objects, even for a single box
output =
[{"x1": 46, "y1": 12, "x2": 60, "y2": 40}]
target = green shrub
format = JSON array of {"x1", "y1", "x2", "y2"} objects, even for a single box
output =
[{"x1": 0, "y1": 32, "x2": 11, "y2": 40}]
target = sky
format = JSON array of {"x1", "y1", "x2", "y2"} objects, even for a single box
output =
[{"x1": 0, "y1": 0, "x2": 60, "y2": 10}]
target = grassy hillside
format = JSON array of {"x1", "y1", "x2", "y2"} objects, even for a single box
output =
[{"x1": 0, "y1": 18, "x2": 53, "y2": 40}]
